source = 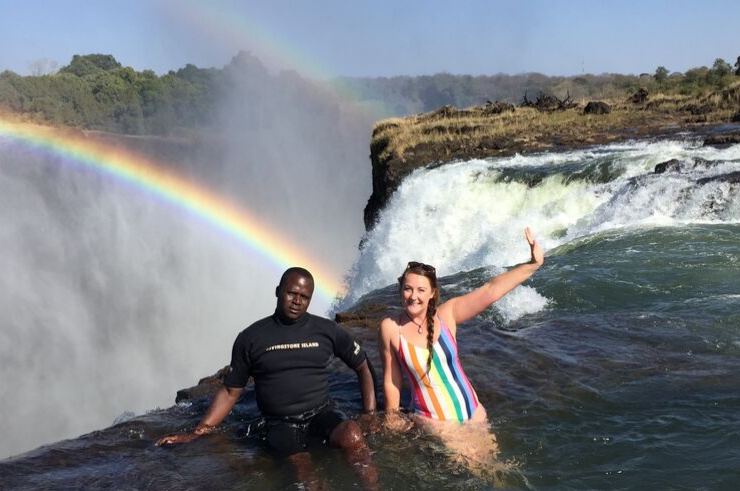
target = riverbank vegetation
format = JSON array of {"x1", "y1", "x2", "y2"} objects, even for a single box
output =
[
  {"x1": 1, "y1": 53, "x2": 739, "y2": 135},
  {"x1": 371, "y1": 80, "x2": 740, "y2": 163},
  {"x1": 363, "y1": 73, "x2": 740, "y2": 229}
]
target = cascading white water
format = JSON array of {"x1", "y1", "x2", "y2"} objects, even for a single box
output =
[
  {"x1": 0, "y1": 141, "x2": 280, "y2": 459},
  {"x1": 340, "y1": 139, "x2": 740, "y2": 319}
]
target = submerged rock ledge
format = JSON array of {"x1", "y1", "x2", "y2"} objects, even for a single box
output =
[{"x1": 364, "y1": 84, "x2": 740, "y2": 230}]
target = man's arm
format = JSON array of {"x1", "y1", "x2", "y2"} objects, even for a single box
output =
[
  {"x1": 155, "y1": 385, "x2": 243, "y2": 445},
  {"x1": 354, "y1": 359, "x2": 377, "y2": 414},
  {"x1": 331, "y1": 320, "x2": 377, "y2": 414}
]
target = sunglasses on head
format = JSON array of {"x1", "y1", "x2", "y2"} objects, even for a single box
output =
[{"x1": 405, "y1": 261, "x2": 436, "y2": 274}]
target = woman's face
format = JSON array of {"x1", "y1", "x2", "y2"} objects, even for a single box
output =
[{"x1": 401, "y1": 272, "x2": 435, "y2": 318}]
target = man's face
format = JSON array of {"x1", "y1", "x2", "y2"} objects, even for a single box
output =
[{"x1": 276, "y1": 272, "x2": 314, "y2": 321}]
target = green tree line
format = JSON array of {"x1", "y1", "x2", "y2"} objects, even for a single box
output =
[
  {"x1": 1, "y1": 53, "x2": 738, "y2": 135},
  {"x1": 337, "y1": 56, "x2": 740, "y2": 116},
  {"x1": 0, "y1": 53, "x2": 228, "y2": 133}
]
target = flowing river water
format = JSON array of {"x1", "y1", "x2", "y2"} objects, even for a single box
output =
[{"x1": 2, "y1": 133, "x2": 739, "y2": 490}]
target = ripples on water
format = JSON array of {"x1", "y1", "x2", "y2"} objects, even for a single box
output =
[{"x1": 3, "y1": 137, "x2": 740, "y2": 490}]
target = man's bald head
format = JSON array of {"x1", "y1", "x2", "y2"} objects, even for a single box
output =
[{"x1": 278, "y1": 267, "x2": 314, "y2": 291}]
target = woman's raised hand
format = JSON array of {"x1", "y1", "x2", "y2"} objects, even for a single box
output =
[{"x1": 525, "y1": 227, "x2": 544, "y2": 267}]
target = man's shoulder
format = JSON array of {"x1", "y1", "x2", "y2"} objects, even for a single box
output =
[
  {"x1": 236, "y1": 314, "x2": 276, "y2": 339},
  {"x1": 305, "y1": 313, "x2": 340, "y2": 330}
]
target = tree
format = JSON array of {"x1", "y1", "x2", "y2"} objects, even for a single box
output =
[
  {"x1": 60, "y1": 54, "x2": 122, "y2": 77},
  {"x1": 654, "y1": 66, "x2": 669, "y2": 83},
  {"x1": 79, "y1": 54, "x2": 122, "y2": 71},
  {"x1": 712, "y1": 58, "x2": 732, "y2": 77},
  {"x1": 735, "y1": 56, "x2": 740, "y2": 76},
  {"x1": 682, "y1": 66, "x2": 710, "y2": 90},
  {"x1": 706, "y1": 58, "x2": 733, "y2": 87},
  {"x1": 0, "y1": 71, "x2": 24, "y2": 110}
]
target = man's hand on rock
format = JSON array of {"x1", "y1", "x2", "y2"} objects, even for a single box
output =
[{"x1": 155, "y1": 433, "x2": 200, "y2": 446}]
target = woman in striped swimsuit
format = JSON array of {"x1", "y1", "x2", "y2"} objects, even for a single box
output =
[{"x1": 378, "y1": 228, "x2": 544, "y2": 474}]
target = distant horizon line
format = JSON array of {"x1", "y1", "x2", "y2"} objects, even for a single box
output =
[{"x1": 4, "y1": 49, "x2": 727, "y2": 80}]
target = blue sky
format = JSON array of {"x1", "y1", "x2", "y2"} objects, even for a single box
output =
[{"x1": 1, "y1": 0, "x2": 738, "y2": 78}]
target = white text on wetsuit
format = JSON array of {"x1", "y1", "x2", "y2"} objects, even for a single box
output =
[{"x1": 265, "y1": 342, "x2": 320, "y2": 352}]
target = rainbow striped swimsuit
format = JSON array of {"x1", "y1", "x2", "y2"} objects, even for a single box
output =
[{"x1": 397, "y1": 318, "x2": 479, "y2": 421}]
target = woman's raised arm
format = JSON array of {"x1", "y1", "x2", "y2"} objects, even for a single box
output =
[{"x1": 442, "y1": 227, "x2": 544, "y2": 326}]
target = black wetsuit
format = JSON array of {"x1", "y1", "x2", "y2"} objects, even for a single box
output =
[{"x1": 223, "y1": 312, "x2": 366, "y2": 454}]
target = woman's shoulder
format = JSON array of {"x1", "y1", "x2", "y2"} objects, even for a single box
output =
[
  {"x1": 380, "y1": 314, "x2": 399, "y2": 329},
  {"x1": 379, "y1": 315, "x2": 400, "y2": 338},
  {"x1": 435, "y1": 304, "x2": 458, "y2": 335},
  {"x1": 435, "y1": 301, "x2": 453, "y2": 322}
]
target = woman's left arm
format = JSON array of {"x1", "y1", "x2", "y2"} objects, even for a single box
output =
[{"x1": 443, "y1": 227, "x2": 544, "y2": 325}]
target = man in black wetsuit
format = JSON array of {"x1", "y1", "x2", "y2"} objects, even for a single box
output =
[{"x1": 156, "y1": 267, "x2": 377, "y2": 488}]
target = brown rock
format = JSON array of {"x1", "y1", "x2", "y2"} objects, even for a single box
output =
[
  {"x1": 689, "y1": 104, "x2": 712, "y2": 115},
  {"x1": 697, "y1": 171, "x2": 740, "y2": 185},
  {"x1": 654, "y1": 159, "x2": 681, "y2": 174},
  {"x1": 175, "y1": 366, "x2": 231, "y2": 403},
  {"x1": 703, "y1": 132, "x2": 740, "y2": 147},
  {"x1": 335, "y1": 303, "x2": 389, "y2": 330},
  {"x1": 584, "y1": 101, "x2": 612, "y2": 115},
  {"x1": 484, "y1": 100, "x2": 515, "y2": 114},
  {"x1": 430, "y1": 105, "x2": 457, "y2": 118},
  {"x1": 630, "y1": 88, "x2": 649, "y2": 104}
]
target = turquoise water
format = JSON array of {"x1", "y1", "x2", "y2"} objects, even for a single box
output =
[
  {"x1": 344, "y1": 137, "x2": 740, "y2": 489},
  {"x1": 480, "y1": 225, "x2": 740, "y2": 489},
  {"x1": 334, "y1": 225, "x2": 739, "y2": 490}
]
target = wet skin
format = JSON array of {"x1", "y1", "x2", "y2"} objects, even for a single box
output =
[{"x1": 157, "y1": 268, "x2": 378, "y2": 490}]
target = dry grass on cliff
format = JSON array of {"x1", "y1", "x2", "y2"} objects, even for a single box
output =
[
  {"x1": 372, "y1": 82, "x2": 740, "y2": 162},
  {"x1": 372, "y1": 104, "x2": 647, "y2": 161},
  {"x1": 699, "y1": 81, "x2": 740, "y2": 109}
]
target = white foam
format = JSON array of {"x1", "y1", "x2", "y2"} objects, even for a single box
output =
[
  {"x1": 493, "y1": 285, "x2": 550, "y2": 323},
  {"x1": 341, "y1": 139, "x2": 740, "y2": 313}
]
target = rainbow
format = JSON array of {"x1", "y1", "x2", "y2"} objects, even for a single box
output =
[{"x1": 0, "y1": 117, "x2": 344, "y2": 302}]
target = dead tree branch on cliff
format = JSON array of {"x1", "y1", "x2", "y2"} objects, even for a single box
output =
[
  {"x1": 520, "y1": 91, "x2": 536, "y2": 108},
  {"x1": 520, "y1": 91, "x2": 579, "y2": 112}
]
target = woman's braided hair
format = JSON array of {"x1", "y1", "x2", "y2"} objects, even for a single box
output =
[{"x1": 398, "y1": 262, "x2": 441, "y2": 375}]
